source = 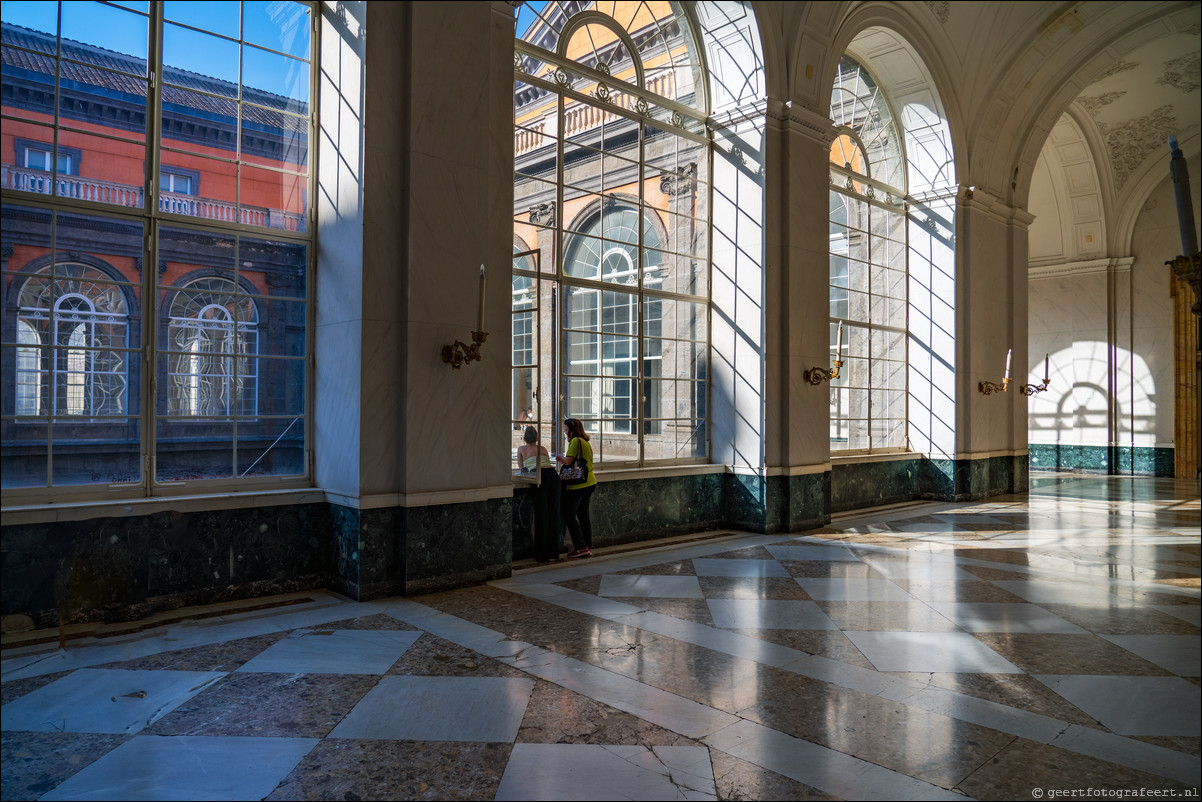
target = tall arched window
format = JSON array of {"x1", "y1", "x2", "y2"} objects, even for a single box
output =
[
  {"x1": 514, "y1": 1, "x2": 710, "y2": 464},
  {"x1": 16, "y1": 264, "x2": 130, "y2": 418},
  {"x1": 828, "y1": 56, "x2": 909, "y2": 452},
  {"x1": 167, "y1": 277, "x2": 259, "y2": 417}
]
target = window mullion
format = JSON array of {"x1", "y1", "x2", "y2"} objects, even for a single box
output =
[{"x1": 145, "y1": 2, "x2": 166, "y2": 492}]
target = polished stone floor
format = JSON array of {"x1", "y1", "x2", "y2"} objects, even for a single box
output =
[{"x1": 2, "y1": 475, "x2": 1200, "y2": 800}]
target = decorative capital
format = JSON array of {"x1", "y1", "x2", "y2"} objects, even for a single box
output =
[
  {"x1": 660, "y1": 163, "x2": 697, "y2": 197},
  {"x1": 1168, "y1": 252, "x2": 1201, "y2": 316},
  {"x1": 529, "y1": 201, "x2": 556, "y2": 227}
]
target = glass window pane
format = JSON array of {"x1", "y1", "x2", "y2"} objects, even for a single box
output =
[
  {"x1": 164, "y1": 23, "x2": 239, "y2": 91},
  {"x1": 165, "y1": 1, "x2": 239, "y2": 36},
  {"x1": 238, "y1": 415, "x2": 304, "y2": 477},
  {"x1": 243, "y1": 0, "x2": 311, "y2": 59},
  {"x1": 62, "y1": 2, "x2": 148, "y2": 72}
]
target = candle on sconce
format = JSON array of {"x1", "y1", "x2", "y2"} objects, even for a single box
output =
[
  {"x1": 477, "y1": 264, "x2": 486, "y2": 332},
  {"x1": 1004, "y1": 348, "x2": 1012, "y2": 380},
  {"x1": 1043, "y1": 353, "x2": 1049, "y2": 383},
  {"x1": 835, "y1": 320, "x2": 843, "y2": 358}
]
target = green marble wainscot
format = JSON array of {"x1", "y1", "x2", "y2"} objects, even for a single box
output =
[
  {"x1": 787, "y1": 471, "x2": 831, "y2": 531},
  {"x1": 402, "y1": 497, "x2": 512, "y2": 596},
  {"x1": 0, "y1": 502, "x2": 335, "y2": 629},
  {"x1": 329, "y1": 504, "x2": 405, "y2": 601},
  {"x1": 591, "y1": 472, "x2": 727, "y2": 545},
  {"x1": 1029, "y1": 444, "x2": 1175, "y2": 476},
  {"x1": 831, "y1": 457, "x2": 921, "y2": 513},
  {"x1": 757, "y1": 472, "x2": 830, "y2": 533},
  {"x1": 725, "y1": 472, "x2": 768, "y2": 532}
]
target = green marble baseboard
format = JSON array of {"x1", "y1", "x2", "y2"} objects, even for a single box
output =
[{"x1": 1029, "y1": 444, "x2": 1174, "y2": 477}]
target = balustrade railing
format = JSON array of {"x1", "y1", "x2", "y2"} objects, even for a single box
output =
[
  {"x1": 2, "y1": 165, "x2": 305, "y2": 231},
  {"x1": 514, "y1": 73, "x2": 677, "y2": 158}
]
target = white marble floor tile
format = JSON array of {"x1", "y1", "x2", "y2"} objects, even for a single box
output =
[
  {"x1": 1099, "y1": 634, "x2": 1202, "y2": 676},
  {"x1": 598, "y1": 574, "x2": 704, "y2": 598},
  {"x1": 862, "y1": 561, "x2": 980, "y2": 582},
  {"x1": 765, "y1": 544, "x2": 861, "y2": 561},
  {"x1": 703, "y1": 718, "x2": 964, "y2": 801},
  {"x1": 692, "y1": 558, "x2": 791, "y2": 578},
  {"x1": 927, "y1": 602, "x2": 1088, "y2": 633},
  {"x1": 495, "y1": 743, "x2": 717, "y2": 801},
  {"x1": 0, "y1": 668, "x2": 224, "y2": 734},
  {"x1": 236, "y1": 628, "x2": 421, "y2": 674},
  {"x1": 329, "y1": 675, "x2": 534, "y2": 741},
  {"x1": 793, "y1": 577, "x2": 913, "y2": 601},
  {"x1": 844, "y1": 631, "x2": 1024, "y2": 673},
  {"x1": 1035, "y1": 675, "x2": 1202, "y2": 736},
  {"x1": 40, "y1": 735, "x2": 316, "y2": 801},
  {"x1": 706, "y1": 599, "x2": 838, "y2": 630},
  {"x1": 987, "y1": 580, "x2": 1135, "y2": 605}
]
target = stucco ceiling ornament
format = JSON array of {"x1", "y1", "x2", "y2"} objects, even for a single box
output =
[
  {"x1": 1077, "y1": 91, "x2": 1125, "y2": 117},
  {"x1": 1096, "y1": 59, "x2": 1140, "y2": 81},
  {"x1": 923, "y1": 1, "x2": 949, "y2": 24},
  {"x1": 1099, "y1": 105, "x2": 1193, "y2": 189},
  {"x1": 1156, "y1": 51, "x2": 1201, "y2": 94}
]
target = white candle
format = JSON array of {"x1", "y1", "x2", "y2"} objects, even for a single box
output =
[
  {"x1": 1004, "y1": 348, "x2": 1012, "y2": 380},
  {"x1": 835, "y1": 320, "x2": 842, "y2": 358},
  {"x1": 1043, "y1": 353, "x2": 1049, "y2": 383},
  {"x1": 477, "y1": 264, "x2": 486, "y2": 332}
]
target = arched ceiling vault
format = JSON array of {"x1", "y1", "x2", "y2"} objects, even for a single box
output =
[{"x1": 769, "y1": 0, "x2": 1198, "y2": 227}]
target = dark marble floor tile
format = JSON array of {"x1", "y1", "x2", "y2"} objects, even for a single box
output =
[
  {"x1": 90, "y1": 631, "x2": 287, "y2": 672},
  {"x1": 1110, "y1": 587, "x2": 1201, "y2": 606},
  {"x1": 1, "y1": 731, "x2": 129, "y2": 801},
  {"x1": 951, "y1": 548, "x2": 1035, "y2": 566},
  {"x1": 727, "y1": 628, "x2": 875, "y2": 669},
  {"x1": 890, "y1": 672, "x2": 1102, "y2": 727},
  {"x1": 1, "y1": 670, "x2": 73, "y2": 706},
  {"x1": 616, "y1": 560, "x2": 697, "y2": 575},
  {"x1": 961, "y1": 564, "x2": 1036, "y2": 581},
  {"x1": 554, "y1": 575, "x2": 602, "y2": 595},
  {"x1": 709, "y1": 748, "x2": 841, "y2": 801},
  {"x1": 1037, "y1": 603, "x2": 1202, "y2": 635},
  {"x1": 698, "y1": 576, "x2": 813, "y2": 600},
  {"x1": 972, "y1": 633, "x2": 1174, "y2": 675},
  {"x1": 317, "y1": 613, "x2": 421, "y2": 631},
  {"x1": 954, "y1": 735, "x2": 1198, "y2": 801},
  {"x1": 889, "y1": 580, "x2": 1029, "y2": 603},
  {"x1": 266, "y1": 739, "x2": 512, "y2": 801},
  {"x1": 517, "y1": 679, "x2": 696, "y2": 746},
  {"x1": 144, "y1": 672, "x2": 379, "y2": 737},
  {"x1": 388, "y1": 633, "x2": 529, "y2": 679},
  {"x1": 709, "y1": 545, "x2": 777, "y2": 560},
  {"x1": 741, "y1": 680, "x2": 1020, "y2": 789},
  {"x1": 779, "y1": 560, "x2": 884, "y2": 580}
]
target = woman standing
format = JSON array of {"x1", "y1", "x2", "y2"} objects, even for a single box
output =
[
  {"x1": 557, "y1": 418, "x2": 596, "y2": 558},
  {"x1": 516, "y1": 426, "x2": 562, "y2": 564}
]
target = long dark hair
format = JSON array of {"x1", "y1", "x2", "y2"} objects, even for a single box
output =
[{"x1": 564, "y1": 417, "x2": 590, "y2": 442}]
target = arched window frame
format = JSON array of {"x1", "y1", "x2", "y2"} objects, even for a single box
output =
[
  {"x1": 828, "y1": 54, "x2": 912, "y2": 454},
  {"x1": 514, "y1": 1, "x2": 712, "y2": 466},
  {"x1": 14, "y1": 262, "x2": 132, "y2": 420},
  {"x1": 166, "y1": 276, "x2": 260, "y2": 419}
]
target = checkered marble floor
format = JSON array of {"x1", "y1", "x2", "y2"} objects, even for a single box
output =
[{"x1": 2, "y1": 475, "x2": 1199, "y2": 800}]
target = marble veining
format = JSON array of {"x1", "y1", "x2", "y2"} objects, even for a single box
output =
[{"x1": 2, "y1": 474, "x2": 1198, "y2": 801}]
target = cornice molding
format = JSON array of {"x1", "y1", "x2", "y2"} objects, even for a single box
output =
[
  {"x1": 959, "y1": 185, "x2": 1037, "y2": 228},
  {"x1": 1028, "y1": 256, "x2": 1134, "y2": 280}
]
